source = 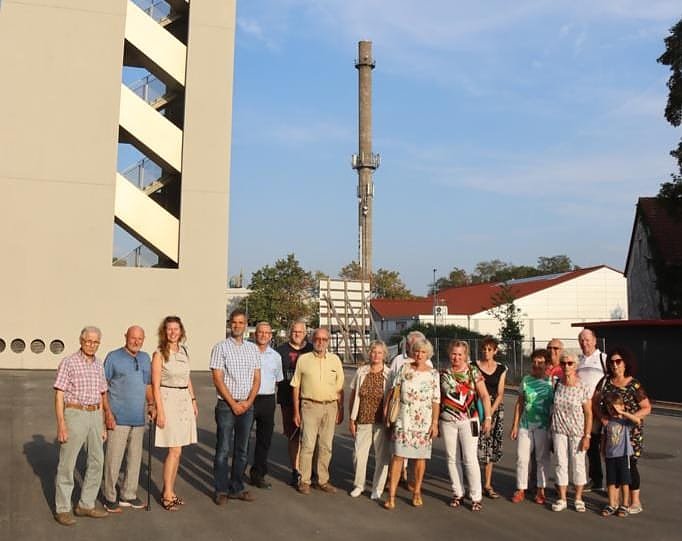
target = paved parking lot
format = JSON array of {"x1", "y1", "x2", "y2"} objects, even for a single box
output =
[{"x1": 1, "y1": 368, "x2": 680, "y2": 541}]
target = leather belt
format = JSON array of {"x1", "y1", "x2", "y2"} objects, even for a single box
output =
[
  {"x1": 65, "y1": 402, "x2": 100, "y2": 411},
  {"x1": 303, "y1": 398, "x2": 337, "y2": 404},
  {"x1": 161, "y1": 385, "x2": 188, "y2": 389}
]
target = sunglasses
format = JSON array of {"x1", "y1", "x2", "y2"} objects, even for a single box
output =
[
  {"x1": 609, "y1": 357, "x2": 624, "y2": 365},
  {"x1": 560, "y1": 361, "x2": 575, "y2": 367}
]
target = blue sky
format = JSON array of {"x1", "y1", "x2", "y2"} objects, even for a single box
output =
[{"x1": 227, "y1": 0, "x2": 681, "y2": 295}]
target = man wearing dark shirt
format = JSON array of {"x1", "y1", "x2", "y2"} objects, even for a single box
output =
[{"x1": 276, "y1": 319, "x2": 313, "y2": 486}]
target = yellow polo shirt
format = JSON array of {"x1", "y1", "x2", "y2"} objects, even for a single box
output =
[{"x1": 290, "y1": 351, "x2": 344, "y2": 402}]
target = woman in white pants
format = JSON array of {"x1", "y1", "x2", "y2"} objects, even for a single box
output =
[
  {"x1": 348, "y1": 341, "x2": 392, "y2": 499},
  {"x1": 439, "y1": 340, "x2": 492, "y2": 512},
  {"x1": 550, "y1": 353, "x2": 592, "y2": 512},
  {"x1": 510, "y1": 349, "x2": 554, "y2": 505}
]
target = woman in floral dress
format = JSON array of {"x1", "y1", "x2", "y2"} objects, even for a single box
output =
[{"x1": 384, "y1": 338, "x2": 440, "y2": 509}]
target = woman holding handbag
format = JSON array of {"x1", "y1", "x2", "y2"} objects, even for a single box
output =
[
  {"x1": 439, "y1": 340, "x2": 492, "y2": 511},
  {"x1": 383, "y1": 339, "x2": 440, "y2": 510}
]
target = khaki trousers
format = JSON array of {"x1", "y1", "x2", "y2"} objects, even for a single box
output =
[
  {"x1": 55, "y1": 409, "x2": 104, "y2": 513},
  {"x1": 103, "y1": 424, "x2": 145, "y2": 502},
  {"x1": 299, "y1": 400, "x2": 337, "y2": 486}
]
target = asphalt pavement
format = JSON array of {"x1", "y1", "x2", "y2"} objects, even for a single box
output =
[{"x1": 1, "y1": 368, "x2": 680, "y2": 541}]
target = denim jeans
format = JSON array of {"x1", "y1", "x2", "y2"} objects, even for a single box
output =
[{"x1": 214, "y1": 399, "x2": 254, "y2": 495}]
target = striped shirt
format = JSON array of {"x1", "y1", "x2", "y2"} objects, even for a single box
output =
[
  {"x1": 209, "y1": 337, "x2": 261, "y2": 401},
  {"x1": 54, "y1": 350, "x2": 107, "y2": 405}
]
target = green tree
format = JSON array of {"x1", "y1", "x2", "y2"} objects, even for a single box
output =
[
  {"x1": 338, "y1": 261, "x2": 413, "y2": 299},
  {"x1": 658, "y1": 18, "x2": 682, "y2": 202},
  {"x1": 536, "y1": 255, "x2": 574, "y2": 274},
  {"x1": 433, "y1": 267, "x2": 469, "y2": 291},
  {"x1": 240, "y1": 254, "x2": 315, "y2": 332},
  {"x1": 487, "y1": 283, "x2": 524, "y2": 343}
]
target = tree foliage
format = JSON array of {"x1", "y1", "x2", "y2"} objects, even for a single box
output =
[
  {"x1": 433, "y1": 255, "x2": 575, "y2": 291},
  {"x1": 339, "y1": 261, "x2": 414, "y2": 299},
  {"x1": 487, "y1": 283, "x2": 524, "y2": 342},
  {"x1": 657, "y1": 19, "x2": 682, "y2": 202},
  {"x1": 240, "y1": 254, "x2": 315, "y2": 332}
]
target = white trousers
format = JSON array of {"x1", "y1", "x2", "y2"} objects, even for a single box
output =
[
  {"x1": 552, "y1": 432, "x2": 587, "y2": 487},
  {"x1": 440, "y1": 418, "x2": 482, "y2": 502},
  {"x1": 516, "y1": 427, "x2": 550, "y2": 490},
  {"x1": 353, "y1": 423, "x2": 390, "y2": 495}
]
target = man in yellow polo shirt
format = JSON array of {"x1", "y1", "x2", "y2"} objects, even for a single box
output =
[{"x1": 291, "y1": 327, "x2": 344, "y2": 494}]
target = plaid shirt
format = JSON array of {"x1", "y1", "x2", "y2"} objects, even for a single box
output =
[
  {"x1": 54, "y1": 350, "x2": 108, "y2": 405},
  {"x1": 209, "y1": 337, "x2": 261, "y2": 401}
]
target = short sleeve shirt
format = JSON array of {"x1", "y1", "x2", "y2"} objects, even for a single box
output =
[
  {"x1": 104, "y1": 347, "x2": 151, "y2": 426},
  {"x1": 257, "y1": 346, "x2": 283, "y2": 395},
  {"x1": 551, "y1": 380, "x2": 591, "y2": 437},
  {"x1": 209, "y1": 338, "x2": 261, "y2": 401},
  {"x1": 276, "y1": 341, "x2": 313, "y2": 405},
  {"x1": 520, "y1": 375, "x2": 554, "y2": 430},
  {"x1": 290, "y1": 351, "x2": 344, "y2": 402},
  {"x1": 54, "y1": 350, "x2": 107, "y2": 405}
]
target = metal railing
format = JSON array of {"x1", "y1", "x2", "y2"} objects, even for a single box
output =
[
  {"x1": 132, "y1": 0, "x2": 171, "y2": 23},
  {"x1": 127, "y1": 73, "x2": 168, "y2": 107},
  {"x1": 112, "y1": 243, "x2": 159, "y2": 268},
  {"x1": 120, "y1": 156, "x2": 163, "y2": 190}
]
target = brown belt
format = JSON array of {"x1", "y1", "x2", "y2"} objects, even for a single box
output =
[
  {"x1": 303, "y1": 398, "x2": 337, "y2": 405},
  {"x1": 65, "y1": 402, "x2": 100, "y2": 411}
]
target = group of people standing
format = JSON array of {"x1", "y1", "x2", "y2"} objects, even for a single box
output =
[
  {"x1": 509, "y1": 331, "x2": 651, "y2": 516},
  {"x1": 51, "y1": 317, "x2": 651, "y2": 526}
]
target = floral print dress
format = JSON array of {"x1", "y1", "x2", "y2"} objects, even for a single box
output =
[{"x1": 391, "y1": 363, "x2": 440, "y2": 459}]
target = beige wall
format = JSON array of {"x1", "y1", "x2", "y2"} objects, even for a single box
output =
[{"x1": 0, "y1": 0, "x2": 236, "y2": 368}]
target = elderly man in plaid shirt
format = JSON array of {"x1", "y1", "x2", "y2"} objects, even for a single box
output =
[
  {"x1": 53, "y1": 326, "x2": 109, "y2": 526},
  {"x1": 210, "y1": 308, "x2": 261, "y2": 505}
]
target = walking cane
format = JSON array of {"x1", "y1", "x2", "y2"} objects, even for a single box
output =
[{"x1": 146, "y1": 417, "x2": 153, "y2": 511}]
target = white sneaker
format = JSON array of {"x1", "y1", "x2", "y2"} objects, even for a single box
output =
[
  {"x1": 349, "y1": 487, "x2": 363, "y2": 498},
  {"x1": 552, "y1": 499, "x2": 567, "y2": 512},
  {"x1": 370, "y1": 491, "x2": 381, "y2": 500}
]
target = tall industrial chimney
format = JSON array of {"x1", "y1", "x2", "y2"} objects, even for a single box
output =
[{"x1": 352, "y1": 41, "x2": 379, "y2": 283}]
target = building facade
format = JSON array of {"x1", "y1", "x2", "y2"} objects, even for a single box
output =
[{"x1": 0, "y1": 0, "x2": 236, "y2": 368}]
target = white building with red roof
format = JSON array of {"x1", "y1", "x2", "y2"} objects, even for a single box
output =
[{"x1": 371, "y1": 265, "x2": 627, "y2": 343}]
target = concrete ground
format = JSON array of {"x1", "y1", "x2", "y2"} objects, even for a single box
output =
[{"x1": 2, "y1": 368, "x2": 681, "y2": 541}]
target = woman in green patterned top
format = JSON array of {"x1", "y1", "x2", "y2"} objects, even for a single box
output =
[{"x1": 510, "y1": 349, "x2": 554, "y2": 505}]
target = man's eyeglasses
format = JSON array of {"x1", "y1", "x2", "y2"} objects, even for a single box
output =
[
  {"x1": 133, "y1": 357, "x2": 139, "y2": 371},
  {"x1": 81, "y1": 340, "x2": 100, "y2": 346}
]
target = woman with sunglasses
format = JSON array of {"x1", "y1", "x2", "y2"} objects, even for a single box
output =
[
  {"x1": 595, "y1": 348, "x2": 651, "y2": 514},
  {"x1": 549, "y1": 353, "x2": 592, "y2": 512}
]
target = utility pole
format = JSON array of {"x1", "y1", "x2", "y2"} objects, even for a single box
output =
[{"x1": 352, "y1": 41, "x2": 379, "y2": 283}]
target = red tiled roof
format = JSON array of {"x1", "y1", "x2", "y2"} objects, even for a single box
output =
[
  {"x1": 371, "y1": 265, "x2": 618, "y2": 318},
  {"x1": 626, "y1": 198, "x2": 682, "y2": 273}
]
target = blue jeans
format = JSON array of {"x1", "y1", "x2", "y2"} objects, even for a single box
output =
[{"x1": 214, "y1": 399, "x2": 253, "y2": 495}]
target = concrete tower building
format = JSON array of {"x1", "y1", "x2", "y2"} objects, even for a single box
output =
[
  {"x1": 0, "y1": 0, "x2": 237, "y2": 368},
  {"x1": 352, "y1": 41, "x2": 379, "y2": 283}
]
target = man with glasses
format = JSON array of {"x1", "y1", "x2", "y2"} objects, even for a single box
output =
[
  {"x1": 248, "y1": 322, "x2": 283, "y2": 489},
  {"x1": 291, "y1": 328, "x2": 344, "y2": 494},
  {"x1": 577, "y1": 328, "x2": 607, "y2": 493},
  {"x1": 53, "y1": 327, "x2": 109, "y2": 526},
  {"x1": 101, "y1": 326, "x2": 153, "y2": 512},
  {"x1": 545, "y1": 339, "x2": 564, "y2": 378},
  {"x1": 276, "y1": 319, "x2": 313, "y2": 486}
]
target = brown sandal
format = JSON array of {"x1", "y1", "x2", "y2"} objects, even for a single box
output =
[
  {"x1": 162, "y1": 497, "x2": 179, "y2": 511},
  {"x1": 484, "y1": 487, "x2": 500, "y2": 499},
  {"x1": 449, "y1": 496, "x2": 463, "y2": 508},
  {"x1": 383, "y1": 497, "x2": 396, "y2": 510},
  {"x1": 471, "y1": 500, "x2": 483, "y2": 512}
]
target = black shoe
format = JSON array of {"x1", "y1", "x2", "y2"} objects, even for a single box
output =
[
  {"x1": 253, "y1": 477, "x2": 272, "y2": 490},
  {"x1": 289, "y1": 470, "x2": 301, "y2": 487}
]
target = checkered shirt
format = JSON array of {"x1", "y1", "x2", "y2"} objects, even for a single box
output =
[
  {"x1": 209, "y1": 337, "x2": 261, "y2": 401},
  {"x1": 53, "y1": 349, "x2": 108, "y2": 405}
]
